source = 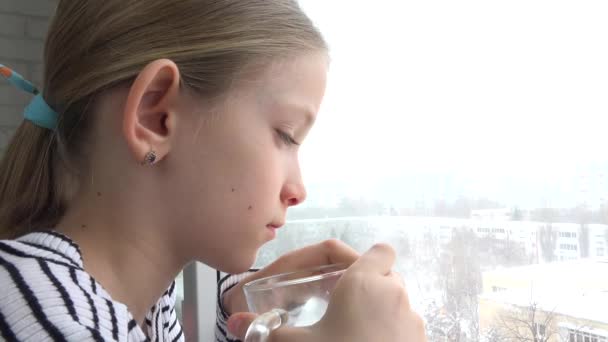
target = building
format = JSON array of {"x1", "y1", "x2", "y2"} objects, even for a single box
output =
[
  {"x1": 479, "y1": 259, "x2": 608, "y2": 341},
  {"x1": 471, "y1": 208, "x2": 513, "y2": 221}
]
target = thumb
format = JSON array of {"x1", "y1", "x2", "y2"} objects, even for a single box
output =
[{"x1": 227, "y1": 312, "x2": 258, "y2": 339}]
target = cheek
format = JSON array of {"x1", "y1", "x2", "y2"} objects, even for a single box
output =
[
  {"x1": 166, "y1": 154, "x2": 283, "y2": 268},
  {"x1": 221, "y1": 137, "x2": 283, "y2": 204},
  {"x1": 168, "y1": 132, "x2": 281, "y2": 221},
  {"x1": 167, "y1": 153, "x2": 267, "y2": 225},
  {"x1": 244, "y1": 154, "x2": 284, "y2": 204}
]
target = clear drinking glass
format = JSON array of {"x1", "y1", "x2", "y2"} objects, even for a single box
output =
[{"x1": 243, "y1": 263, "x2": 347, "y2": 342}]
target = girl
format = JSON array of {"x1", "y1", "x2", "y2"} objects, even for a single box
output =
[{"x1": 0, "y1": 1, "x2": 426, "y2": 341}]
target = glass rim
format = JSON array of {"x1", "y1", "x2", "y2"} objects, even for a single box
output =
[{"x1": 243, "y1": 263, "x2": 348, "y2": 292}]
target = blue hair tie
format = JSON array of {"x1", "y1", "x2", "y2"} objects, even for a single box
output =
[{"x1": 0, "y1": 63, "x2": 58, "y2": 130}]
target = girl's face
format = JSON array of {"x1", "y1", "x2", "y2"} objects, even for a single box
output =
[{"x1": 168, "y1": 53, "x2": 328, "y2": 273}]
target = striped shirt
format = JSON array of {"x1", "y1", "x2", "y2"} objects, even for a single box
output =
[
  {"x1": 0, "y1": 231, "x2": 246, "y2": 342},
  {"x1": 215, "y1": 270, "x2": 257, "y2": 342}
]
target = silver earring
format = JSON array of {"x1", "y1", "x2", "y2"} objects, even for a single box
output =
[{"x1": 142, "y1": 151, "x2": 157, "y2": 165}]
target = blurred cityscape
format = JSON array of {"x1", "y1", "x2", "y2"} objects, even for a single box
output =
[{"x1": 255, "y1": 195, "x2": 608, "y2": 341}]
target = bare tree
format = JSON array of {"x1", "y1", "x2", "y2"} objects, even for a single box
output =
[
  {"x1": 539, "y1": 224, "x2": 558, "y2": 263},
  {"x1": 486, "y1": 302, "x2": 559, "y2": 342},
  {"x1": 432, "y1": 229, "x2": 482, "y2": 341},
  {"x1": 425, "y1": 301, "x2": 464, "y2": 342},
  {"x1": 512, "y1": 207, "x2": 524, "y2": 221},
  {"x1": 478, "y1": 236, "x2": 530, "y2": 268}
]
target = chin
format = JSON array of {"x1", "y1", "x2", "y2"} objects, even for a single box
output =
[
  {"x1": 219, "y1": 261, "x2": 255, "y2": 275},
  {"x1": 214, "y1": 250, "x2": 259, "y2": 274}
]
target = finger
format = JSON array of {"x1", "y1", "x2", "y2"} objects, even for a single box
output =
[
  {"x1": 287, "y1": 239, "x2": 359, "y2": 266},
  {"x1": 227, "y1": 312, "x2": 257, "y2": 339},
  {"x1": 348, "y1": 243, "x2": 396, "y2": 276},
  {"x1": 319, "y1": 239, "x2": 360, "y2": 265},
  {"x1": 263, "y1": 239, "x2": 359, "y2": 277}
]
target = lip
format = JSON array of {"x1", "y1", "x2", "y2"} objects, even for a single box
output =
[{"x1": 266, "y1": 222, "x2": 285, "y2": 229}]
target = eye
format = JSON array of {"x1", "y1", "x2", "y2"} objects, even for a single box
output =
[{"x1": 276, "y1": 129, "x2": 300, "y2": 146}]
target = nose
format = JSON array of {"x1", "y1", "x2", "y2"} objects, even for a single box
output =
[{"x1": 280, "y1": 179, "x2": 307, "y2": 207}]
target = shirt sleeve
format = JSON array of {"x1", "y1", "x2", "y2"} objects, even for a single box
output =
[{"x1": 215, "y1": 270, "x2": 258, "y2": 342}]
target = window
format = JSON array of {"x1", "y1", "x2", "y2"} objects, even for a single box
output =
[
  {"x1": 569, "y1": 330, "x2": 608, "y2": 342},
  {"x1": 187, "y1": 0, "x2": 608, "y2": 339},
  {"x1": 560, "y1": 232, "x2": 579, "y2": 239},
  {"x1": 251, "y1": 1, "x2": 608, "y2": 341},
  {"x1": 560, "y1": 244, "x2": 579, "y2": 251},
  {"x1": 534, "y1": 323, "x2": 546, "y2": 338}
]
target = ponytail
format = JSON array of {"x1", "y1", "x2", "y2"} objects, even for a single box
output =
[{"x1": 0, "y1": 122, "x2": 65, "y2": 239}]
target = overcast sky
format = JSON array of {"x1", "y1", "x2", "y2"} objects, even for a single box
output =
[{"x1": 294, "y1": 0, "x2": 608, "y2": 207}]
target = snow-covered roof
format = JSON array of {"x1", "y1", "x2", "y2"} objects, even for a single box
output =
[{"x1": 481, "y1": 258, "x2": 608, "y2": 323}]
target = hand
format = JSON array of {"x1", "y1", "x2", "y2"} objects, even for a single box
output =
[
  {"x1": 310, "y1": 243, "x2": 427, "y2": 341},
  {"x1": 227, "y1": 243, "x2": 427, "y2": 342},
  {"x1": 225, "y1": 239, "x2": 360, "y2": 337},
  {"x1": 268, "y1": 244, "x2": 427, "y2": 342}
]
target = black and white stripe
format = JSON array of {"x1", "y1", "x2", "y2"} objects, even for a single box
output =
[
  {"x1": 0, "y1": 250, "x2": 66, "y2": 341},
  {"x1": 215, "y1": 270, "x2": 259, "y2": 342},
  {"x1": 0, "y1": 232, "x2": 192, "y2": 342}
]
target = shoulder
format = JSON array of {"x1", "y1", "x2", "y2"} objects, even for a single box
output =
[
  {"x1": 0, "y1": 237, "x2": 84, "y2": 306},
  {"x1": 0, "y1": 239, "x2": 132, "y2": 341},
  {"x1": 0, "y1": 237, "x2": 86, "y2": 310}
]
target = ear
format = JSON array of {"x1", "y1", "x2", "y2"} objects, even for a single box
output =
[{"x1": 123, "y1": 59, "x2": 181, "y2": 165}]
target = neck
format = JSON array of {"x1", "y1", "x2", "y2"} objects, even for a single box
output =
[{"x1": 56, "y1": 186, "x2": 185, "y2": 324}]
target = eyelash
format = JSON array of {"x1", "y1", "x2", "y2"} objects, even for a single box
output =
[{"x1": 276, "y1": 129, "x2": 300, "y2": 146}]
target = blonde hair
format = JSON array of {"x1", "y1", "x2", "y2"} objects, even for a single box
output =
[{"x1": 0, "y1": 0, "x2": 327, "y2": 239}]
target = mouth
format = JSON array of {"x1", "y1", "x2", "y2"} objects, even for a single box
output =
[
  {"x1": 265, "y1": 222, "x2": 284, "y2": 240},
  {"x1": 266, "y1": 222, "x2": 285, "y2": 229}
]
